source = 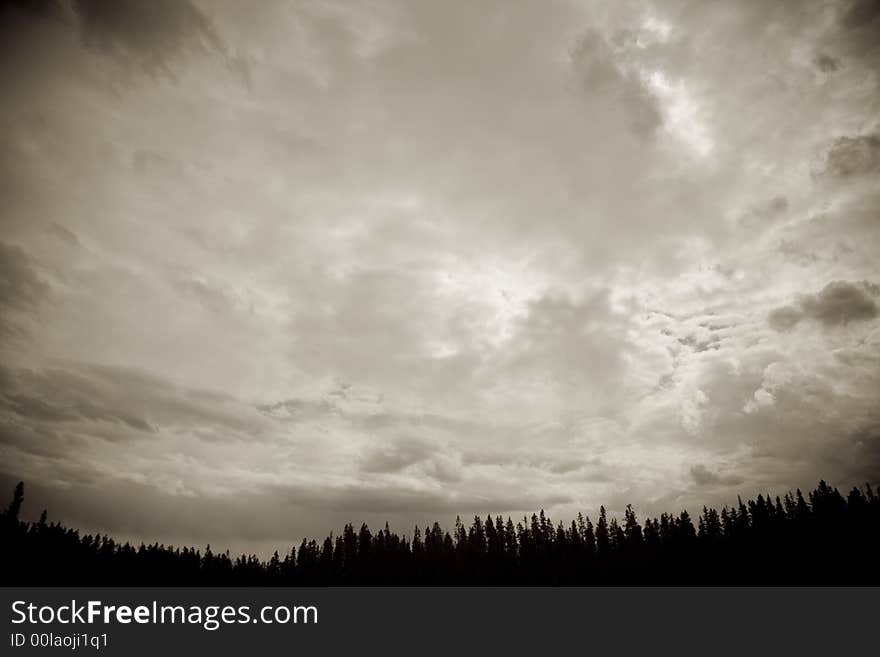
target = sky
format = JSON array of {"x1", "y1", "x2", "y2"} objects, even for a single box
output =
[{"x1": 1, "y1": 0, "x2": 879, "y2": 556}]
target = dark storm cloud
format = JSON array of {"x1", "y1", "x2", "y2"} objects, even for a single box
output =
[
  {"x1": 800, "y1": 281, "x2": 878, "y2": 327},
  {"x1": 840, "y1": 0, "x2": 880, "y2": 31},
  {"x1": 768, "y1": 281, "x2": 878, "y2": 330},
  {"x1": 0, "y1": 0, "x2": 62, "y2": 19},
  {"x1": 821, "y1": 134, "x2": 880, "y2": 179},
  {"x1": 815, "y1": 0, "x2": 880, "y2": 70},
  {"x1": 72, "y1": 0, "x2": 226, "y2": 77},
  {"x1": 0, "y1": 0, "x2": 245, "y2": 81}
]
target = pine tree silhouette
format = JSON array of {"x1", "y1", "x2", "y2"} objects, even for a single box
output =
[
  {"x1": 5, "y1": 481, "x2": 23, "y2": 521},
  {"x1": 1, "y1": 478, "x2": 878, "y2": 585}
]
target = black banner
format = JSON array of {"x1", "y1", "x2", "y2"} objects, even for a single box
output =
[{"x1": 2, "y1": 587, "x2": 876, "y2": 655}]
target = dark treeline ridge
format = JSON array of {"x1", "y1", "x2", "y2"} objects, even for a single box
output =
[{"x1": 1, "y1": 479, "x2": 878, "y2": 585}]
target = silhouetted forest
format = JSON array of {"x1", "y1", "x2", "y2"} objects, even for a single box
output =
[{"x1": 2, "y1": 480, "x2": 878, "y2": 585}]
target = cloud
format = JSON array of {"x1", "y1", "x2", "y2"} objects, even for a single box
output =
[
  {"x1": 359, "y1": 434, "x2": 436, "y2": 474},
  {"x1": 0, "y1": 242, "x2": 49, "y2": 314},
  {"x1": 738, "y1": 196, "x2": 788, "y2": 231},
  {"x1": 800, "y1": 281, "x2": 878, "y2": 327},
  {"x1": 821, "y1": 134, "x2": 880, "y2": 179},
  {"x1": 359, "y1": 434, "x2": 464, "y2": 483},
  {"x1": 0, "y1": 362, "x2": 273, "y2": 441},
  {"x1": 0, "y1": 0, "x2": 63, "y2": 20},
  {"x1": 132, "y1": 149, "x2": 181, "y2": 177},
  {"x1": 310, "y1": 483, "x2": 572, "y2": 516},
  {"x1": 689, "y1": 464, "x2": 744, "y2": 487},
  {"x1": 0, "y1": 243, "x2": 51, "y2": 339},
  {"x1": 570, "y1": 29, "x2": 663, "y2": 138},
  {"x1": 72, "y1": 0, "x2": 228, "y2": 77},
  {"x1": 46, "y1": 223, "x2": 80, "y2": 247},
  {"x1": 0, "y1": 365, "x2": 153, "y2": 434},
  {"x1": 173, "y1": 277, "x2": 239, "y2": 315},
  {"x1": 840, "y1": 0, "x2": 880, "y2": 31},
  {"x1": 769, "y1": 281, "x2": 878, "y2": 330},
  {"x1": 767, "y1": 306, "x2": 803, "y2": 332},
  {"x1": 506, "y1": 289, "x2": 629, "y2": 398},
  {"x1": 844, "y1": 425, "x2": 880, "y2": 483},
  {"x1": 0, "y1": 0, "x2": 246, "y2": 83},
  {"x1": 813, "y1": 52, "x2": 841, "y2": 73}
]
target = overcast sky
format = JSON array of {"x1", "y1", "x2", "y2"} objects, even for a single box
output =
[{"x1": 1, "y1": 0, "x2": 879, "y2": 556}]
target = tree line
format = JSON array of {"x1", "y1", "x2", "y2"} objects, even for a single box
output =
[{"x1": 1, "y1": 479, "x2": 877, "y2": 585}]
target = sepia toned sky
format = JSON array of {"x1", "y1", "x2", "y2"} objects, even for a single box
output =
[{"x1": 1, "y1": 0, "x2": 879, "y2": 555}]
